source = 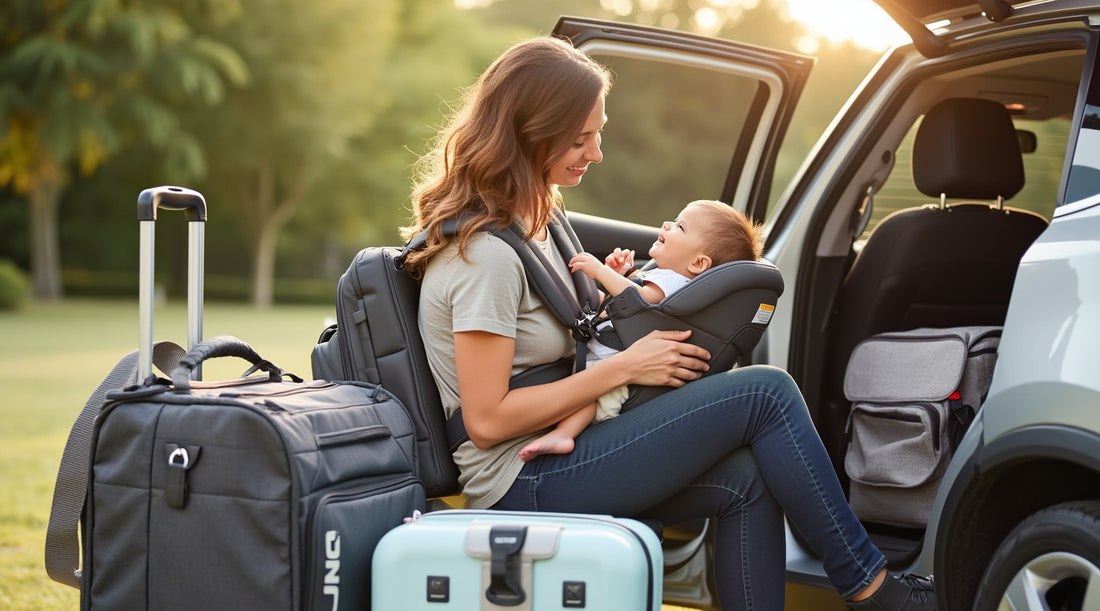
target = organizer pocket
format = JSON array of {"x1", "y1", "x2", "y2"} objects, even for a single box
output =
[
  {"x1": 845, "y1": 402, "x2": 947, "y2": 489},
  {"x1": 302, "y1": 474, "x2": 424, "y2": 611}
]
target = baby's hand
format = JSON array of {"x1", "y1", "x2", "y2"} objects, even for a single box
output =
[
  {"x1": 605, "y1": 248, "x2": 635, "y2": 275},
  {"x1": 569, "y1": 252, "x2": 603, "y2": 278}
]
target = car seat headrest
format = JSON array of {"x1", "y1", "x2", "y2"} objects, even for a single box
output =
[{"x1": 912, "y1": 97, "x2": 1025, "y2": 201}]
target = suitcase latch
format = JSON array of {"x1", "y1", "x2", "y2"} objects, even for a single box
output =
[
  {"x1": 486, "y1": 526, "x2": 527, "y2": 606},
  {"x1": 164, "y1": 443, "x2": 201, "y2": 509}
]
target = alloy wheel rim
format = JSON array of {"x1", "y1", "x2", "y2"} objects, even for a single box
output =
[{"x1": 998, "y1": 551, "x2": 1100, "y2": 611}]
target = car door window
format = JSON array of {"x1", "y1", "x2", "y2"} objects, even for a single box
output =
[
  {"x1": 554, "y1": 19, "x2": 813, "y2": 232},
  {"x1": 568, "y1": 54, "x2": 757, "y2": 228}
]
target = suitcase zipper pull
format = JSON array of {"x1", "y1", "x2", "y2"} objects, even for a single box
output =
[{"x1": 164, "y1": 443, "x2": 202, "y2": 509}]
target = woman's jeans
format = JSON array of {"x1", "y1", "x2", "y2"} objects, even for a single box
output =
[{"x1": 492, "y1": 365, "x2": 886, "y2": 609}]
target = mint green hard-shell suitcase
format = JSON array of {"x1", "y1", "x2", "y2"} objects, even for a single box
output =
[{"x1": 372, "y1": 509, "x2": 662, "y2": 610}]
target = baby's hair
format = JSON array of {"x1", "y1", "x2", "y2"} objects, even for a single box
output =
[{"x1": 686, "y1": 200, "x2": 764, "y2": 265}]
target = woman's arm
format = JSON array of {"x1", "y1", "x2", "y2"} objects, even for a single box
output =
[{"x1": 455, "y1": 328, "x2": 711, "y2": 448}]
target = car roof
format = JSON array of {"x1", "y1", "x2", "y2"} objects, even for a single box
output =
[
  {"x1": 878, "y1": 0, "x2": 1024, "y2": 23},
  {"x1": 874, "y1": 0, "x2": 1031, "y2": 57}
]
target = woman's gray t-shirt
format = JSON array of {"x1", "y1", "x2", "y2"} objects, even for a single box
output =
[{"x1": 419, "y1": 231, "x2": 575, "y2": 508}]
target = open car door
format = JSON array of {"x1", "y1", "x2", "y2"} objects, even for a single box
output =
[
  {"x1": 553, "y1": 17, "x2": 813, "y2": 610},
  {"x1": 551, "y1": 16, "x2": 814, "y2": 261}
]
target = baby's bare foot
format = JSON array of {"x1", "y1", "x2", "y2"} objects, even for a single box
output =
[{"x1": 519, "y1": 434, "x2": 576, "y2": 461}]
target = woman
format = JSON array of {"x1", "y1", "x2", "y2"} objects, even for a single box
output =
[{"x1": 402, "y1": 35, "x2": 935, "y2": 610}]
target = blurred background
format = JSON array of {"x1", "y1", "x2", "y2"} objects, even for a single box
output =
[
  {"x1": 0, "y1": 0, "x2": 902, "y2": 311},
  {"x1": 0, "y1": 2, "x2": 909, "y2": 608}
]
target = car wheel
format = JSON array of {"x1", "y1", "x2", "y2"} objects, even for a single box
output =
[{"x1": 973, "y1": 501, "x2": 1100, "y2": 611}]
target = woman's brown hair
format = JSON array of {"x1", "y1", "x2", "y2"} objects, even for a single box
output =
[{"x1": 401, "y1": 36, "x2": 612, "y2": 277}]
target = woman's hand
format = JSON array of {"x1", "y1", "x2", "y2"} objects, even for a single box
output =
[{"x1": 613, "y1": 329, "x2": 710, "y2": 387}]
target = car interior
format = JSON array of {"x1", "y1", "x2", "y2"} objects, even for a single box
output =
[
  {"x1": 817, "y1": 94, "x2": 1051, "y2": 564},
  {"x1": 786, "y1": 43, "x2": 1087, "y2": 564},
  {"x1": 822, "y1": 96, "x2": 1049, "y2": 474}
]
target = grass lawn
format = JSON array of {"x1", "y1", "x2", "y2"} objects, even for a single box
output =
[{"x1": 0, "y1": 298, "x2": 334, "y2": 610}]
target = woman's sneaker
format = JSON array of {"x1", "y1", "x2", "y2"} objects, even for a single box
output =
[{"x1": 847, "y1": 572, "x2": 938, "y2": 610}]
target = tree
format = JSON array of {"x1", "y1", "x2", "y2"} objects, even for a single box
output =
[
  {"x1": 0, "y1": 0, "x2": 247, "y2": 299},
  {"x1": 307, "y1": 0, "x2": 527, "y2": 253},
  {"x1": 188, "y1": 0, "x2": 399, "y2": 308}
]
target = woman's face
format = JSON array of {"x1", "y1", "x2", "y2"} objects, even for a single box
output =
[{"x1": 548, "y1": 96, "x2": 606, "y2": 188}]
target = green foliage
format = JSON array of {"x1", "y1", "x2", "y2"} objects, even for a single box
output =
[
  {"x1": 0, "y1": 0, "x2": 248, "y2": 185},
  {"x1": 0, "y1": 259, "x2": 29, "y2": 310},
  {"x1": 1, "y1": 0, "x2": 888, "y2": 303},
  {"x1": 0, "y1": 0, "x2": 250, "y2": 299},
  {"x1": 180, "y1": 0, "x2": 407, "y2": 305},
  {"x1": 298, "y1": 0, "x2": 526, "y2": 259}
]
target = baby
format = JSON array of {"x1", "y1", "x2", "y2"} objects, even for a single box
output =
[{"x1": 520, "y1": 199, "x2": 764, "y2": 461}]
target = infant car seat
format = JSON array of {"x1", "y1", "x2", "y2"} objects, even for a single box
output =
[{"x1": 600, "y1": 259, "x2": 784, "y2": 410}]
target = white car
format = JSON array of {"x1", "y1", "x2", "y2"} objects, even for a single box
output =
[{"x1": 555, "y1": 2, "x2": 1100, "y2": 609}]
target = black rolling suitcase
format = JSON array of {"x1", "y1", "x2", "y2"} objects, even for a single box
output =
[{"x1": 45, "y1": 186, "x2": 425, "y2": 611}]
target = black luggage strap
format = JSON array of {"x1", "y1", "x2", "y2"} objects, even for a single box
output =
[
  {"x1": 45, "y1": 342, "x2": 185, "y2": 588},
  {"x1": 491, "y1": 213, "x2": 601, "y2": 372}
]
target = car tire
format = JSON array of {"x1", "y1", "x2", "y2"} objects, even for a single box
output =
[{"x1": 972, "y1": 500, "x2": 1100, "y2": 611}]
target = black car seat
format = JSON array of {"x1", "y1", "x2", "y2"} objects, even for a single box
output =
[
  {"x1": 602, "y1": 258, "x2": 784, "y2": 410},
  {"x1": 821, "y1": 97, "x2": 1048, "y2": 469}
]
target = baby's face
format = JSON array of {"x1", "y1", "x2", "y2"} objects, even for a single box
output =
[{"x1": 649, "y1": 205, "x2": 710, "y2": 276}]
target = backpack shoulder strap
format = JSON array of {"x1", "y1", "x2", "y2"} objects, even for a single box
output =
[
  {"x1": 399, "y1": 209, "x2": 601, "y2": 344},
  {"x1": 395, "y1": 214, "x2": 471, "y2": 268}
]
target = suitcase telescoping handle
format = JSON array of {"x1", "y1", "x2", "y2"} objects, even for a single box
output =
[{"x1": 137, "y1": 186, "x2": 207, "y2": 381}]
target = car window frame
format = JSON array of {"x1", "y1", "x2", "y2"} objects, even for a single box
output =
[{"x1": 1059, "y1": 31, "x2": 1100, "y2": 213}]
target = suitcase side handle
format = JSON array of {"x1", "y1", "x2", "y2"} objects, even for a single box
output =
[{"x1": 171, "y1": 335, "x2": 291, "y2": 392}]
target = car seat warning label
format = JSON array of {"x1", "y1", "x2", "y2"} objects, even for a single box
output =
[{"x1": 752, "y1": 303, "x2": 775, "y2": 325}]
